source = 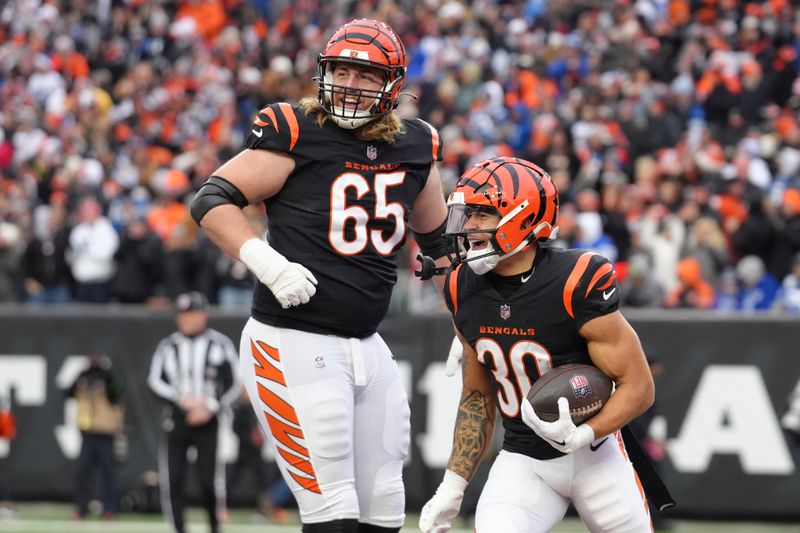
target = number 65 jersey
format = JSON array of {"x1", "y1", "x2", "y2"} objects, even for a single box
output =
[
  {"x1": 245, "y1": 103, "x2": 443, "y2": 339},
  {"x1": 444, "y1": 246, "x2": 621, "y2": 460}
]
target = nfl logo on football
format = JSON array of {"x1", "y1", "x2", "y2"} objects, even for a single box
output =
[
  {"x1": 569, "y1": 374, "x2": 592, "y2": 398},
  {"x1": 366, "y1": 145, "x2": 378, "y2": 160},
  {"x1": 499, "y1": 304, "x2": 511, "y2": 320}
]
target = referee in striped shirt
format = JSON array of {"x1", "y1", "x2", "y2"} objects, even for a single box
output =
[{"x1": 148, "y1": 292, "x2": 239, "y2": 533}]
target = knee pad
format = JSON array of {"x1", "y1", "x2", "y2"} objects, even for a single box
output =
[
  {"x1": 305, "y1": 396, "x2": 352, "y2": 460},
  {"x1": 382, "y1": 380, "x2": 410, "y2": 459},
  {"x1": 302, "y1": 519, "x2": 358, "y2": 533}
]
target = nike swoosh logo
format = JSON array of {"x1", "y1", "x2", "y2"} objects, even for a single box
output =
[
  {"x1": 251, "y1": 128, "x2": 263, "y2": 137},
  {"x1": 546, "y1": 437, "x2": 566, "y2": 447},
  {"x1": 590, "y1": 437, "x2": 609, "y2": 452},
  {"x1": 603, "y1": 288, "x2": 616, "y2": 300},
  {"x1": 521, "y1": 272, "x2": 533, "y2": 283}
]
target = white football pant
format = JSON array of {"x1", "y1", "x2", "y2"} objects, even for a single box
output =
[
  {"x1": 476, "y1": 433, "x2": 652, "y2": 532},
  {"x1": 239, "y1": 318, "x2": 410, "y2": 527}
]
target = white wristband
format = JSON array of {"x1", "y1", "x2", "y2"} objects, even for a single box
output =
[
  {"x1": 575, "y1": 423, "x2": 596, "y2": 450},
  {"x1": 442, "y1": 469, "x2": 469, "y2": 493},
  {"x1": 238, "y1": 238, "x2": 287, "y2": 284}
]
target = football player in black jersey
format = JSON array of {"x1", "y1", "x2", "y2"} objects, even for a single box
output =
[
  {"x1": 420, "y1": 157, "x2": 656, "y2": 533},
  {"x1": 189, "y1": 19, "x2": 449, "y2": 533}
]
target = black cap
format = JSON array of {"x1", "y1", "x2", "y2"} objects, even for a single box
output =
[{"x1": 175, "y1": 291, "x2": 209, "y2": 313}]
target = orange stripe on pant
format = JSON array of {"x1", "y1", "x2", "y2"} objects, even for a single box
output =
[
  {"x1": 250, "y1": 336, "x2": 321, "y2": 493},
  {"x1": 250, "y1": 340, "x2": 286, "y2": 386}
]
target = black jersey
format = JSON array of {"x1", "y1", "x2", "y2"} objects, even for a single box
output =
[
  {"x1": 443, "y1": 246, "x2": 621, "y2": 460},
  {"x1": 244, "y1": 103, "x2": 443, "y2": 338}
]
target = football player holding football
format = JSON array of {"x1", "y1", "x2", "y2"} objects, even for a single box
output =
[
  {"x1": 190, "y1": 19, "x2": 449, "y2": 533},
  {"x1": 420, "y1": 157, "x2": 661, "y2": 532}
]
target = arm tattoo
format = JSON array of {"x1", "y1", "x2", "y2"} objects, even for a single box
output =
[{"x1": 447, "y1": 389, "x2": 495, "y2": 480}]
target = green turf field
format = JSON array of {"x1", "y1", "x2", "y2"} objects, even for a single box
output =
[{"x1": 0, "y1": 503, "x2": 798, "y2": 532}]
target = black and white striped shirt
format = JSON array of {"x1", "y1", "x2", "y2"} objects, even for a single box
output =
[{"x1": 147, "y1": 328, "x2": 239, "y2": 414}]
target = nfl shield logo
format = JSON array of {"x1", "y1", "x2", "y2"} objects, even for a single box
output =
[
  {"x1": 366, "y1": 145, "x2": 378, "y2": 160},
  {"x1": 499, "y1": 304, "x2": 511, "y2": 320},
  {"x1": 569, "y1": 374, "x2": 593, "y2": 398}
]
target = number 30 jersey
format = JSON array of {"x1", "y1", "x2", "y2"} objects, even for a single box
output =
[
  {"x1": 444, "y1": 246, "x2": 621, "y2": 460},
  {"x1": 245, "y1": 103, "x2": 443, "y2": 338}
]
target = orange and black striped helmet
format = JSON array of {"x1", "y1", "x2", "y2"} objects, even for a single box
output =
[
  {"x1": 444, "y1": 157, "x2": 559, "y2": 269},
  {"x1": 317, "y1": 19, "x2": 407, "y2": 129}
]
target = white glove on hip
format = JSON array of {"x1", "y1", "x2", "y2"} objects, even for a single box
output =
[
  {"x1": 239, "y1": 238, "x2": 317, "y2": 309},
  {"x1": 521, "y1": 396, "x2": 595, "y2": 454},
  {"x1": 419, "y1": 470, "x2": 467, "y2": 533},
  {"x1": 445, "y1": 336, "x2": 463, "y2": 377}
]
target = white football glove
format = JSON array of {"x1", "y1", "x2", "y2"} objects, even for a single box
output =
[
  {"x1": 521, "y1": 397, "x2": 595, "y2": 454},
  {"x1": 419, "y1": 470, "x2": 468, "y2": 533},
  {"x1": 444, "y1": 336, "x2": 463, "y2": 377},
  {"x1": 239, "y1": 238, "x2": 317, "y2": 309}
]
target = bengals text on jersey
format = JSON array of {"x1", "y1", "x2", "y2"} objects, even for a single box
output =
[
  {"x1": 444, "y1": 245, "x2": 620, "y2": 459},
  {"x1": 244, "y1": 102, "x2": 443, "y2": 338}
]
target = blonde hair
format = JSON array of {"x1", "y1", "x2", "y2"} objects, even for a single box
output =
[
  {"x1": 690, "y1": 216, "x2": 727, "y2": 249},
  {"x1": 298, "y1": 97, "x2": 405, "y2": 143}
]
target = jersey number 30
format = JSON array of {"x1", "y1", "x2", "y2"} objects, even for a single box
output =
[
  {"x1": 476, "y1": 338, "x2": 554, "y2": 418},
  {"x1": 330, "y1": 171, "x2": 406, "y2": 256}
]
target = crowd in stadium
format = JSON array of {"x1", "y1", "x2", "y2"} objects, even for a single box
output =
[{"x1": 0, "y1": 0, "x2": 799, "y2": 312}]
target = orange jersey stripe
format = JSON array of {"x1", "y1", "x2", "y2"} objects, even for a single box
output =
[
  {"x1": 584, "y1": 262, "x2": 613, "y2": 298},
  {"x1": 257, "y1": 382, "x2": 300, "y2": 425},
  {"x1": 430, "y1": 124, "x2": 440, "y2": 160},
  {"x1": 563, "y1": 252, "x2": 595, "y2": 318},
  {"x1": 448, "y1": 264, "x2": 461, "y2": 316},
  {"x1": 596, "y1": 271, "x2": 617, "y2": 291},
  {"x1": 250, "y1": 340, "x2": 286, "y2": 386},
  {"x1": 264, "y1": 107, "x2": 279, "y2": 133},
  {"x1": 278, "y1": 103, "x2": 299, "y2": 150},
  {"x1": 256, "y1": 340, "x2": 281, "y2": 362},
  {"x1": 264, "y1": 411, "x2": 309, "y2": 457},
  {"x1": 254, "y1": 107, "x2": 279, "y2": 133}
]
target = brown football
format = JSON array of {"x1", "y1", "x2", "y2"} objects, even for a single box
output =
[{"x1": 526, "y1": 364, "x2": 613, "y2": 424}]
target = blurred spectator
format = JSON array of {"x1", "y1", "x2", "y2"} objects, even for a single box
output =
[
  {"x1": 664, "y1": 257, "x2": 715, "y2": 309},
  {"x1": 682, "y1": 217, "x2": 729, "y2": 290},
  {"x1": 67, "y1": 354, "x2": 124, "y2": 520},
  {"x1": 0, "y1": 0, "x2": 798, "y2": 314},
  {"x1": 22, "y1": 204, "x2": 71, "y2": 304},
  {"x1": 574, "y1": 210, "x2": 619, "y2": 263},
  {"x1": 620, "y1": 252, "x2": 664, "y2": 308},
  {"x1": 714, "y1": 268, "x2": 740, "y2": 312},
  {"x1": 733, "y1": 255, "x2": 780, "y2": 312},
  {"x1": 775, "y1": 252, "x2": 800, "y2": 314},
  {"x1": 769, "y1": 189, "x2": 800, "y2": 280},
  {"x1": 639, "y1": 206, "x2": 685, "y2": 294},
  {"x1": 67, "y1": 197, "x2": 119, "y2": 303},
  {"x1": 112, "y1": 218, "x2": 163, "y2": 304},
  {"x1": 728, "y1": 192, "x2": 775, "y2": 265},
  {"x1": 0, "y1": 193, "x2": 23, "y2": 302}
]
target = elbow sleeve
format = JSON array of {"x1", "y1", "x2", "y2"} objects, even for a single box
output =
[{"x1": 190, "y1": 175, "x2": 249, "y2": 225}]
